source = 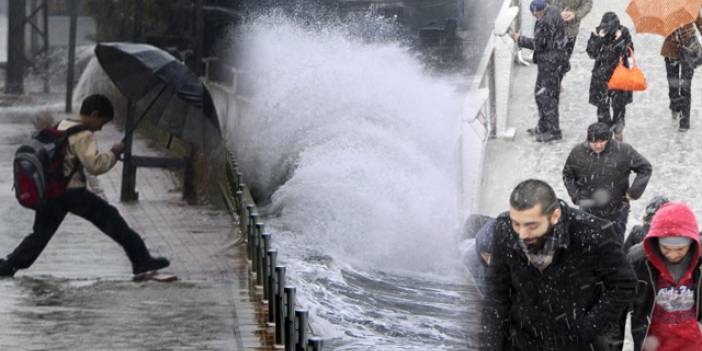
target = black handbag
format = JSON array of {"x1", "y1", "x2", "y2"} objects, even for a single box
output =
[{"x1": 677, "y1": 26, "x2": 702, "y2": 68}]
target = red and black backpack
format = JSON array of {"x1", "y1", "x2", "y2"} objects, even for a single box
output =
[{"x1": 13, "y1": 124, "x2": 87, "y2": 209}]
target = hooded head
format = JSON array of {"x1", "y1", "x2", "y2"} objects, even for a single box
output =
[
  {"x1": 598, "y1": 12, "x2": 621, "y2": 36},
  {"x1": 475, "y1": 219, "x2": 496, "y2": 265},
  {"x1": 644, "y1": 203, "x2": 701, "y2": 281},
  {"x1": 643, "y1": 196, "x2": 670, "y2": 225}
]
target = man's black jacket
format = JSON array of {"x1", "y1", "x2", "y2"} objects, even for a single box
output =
[
  {"x1": 517, "y1": 5, "x2": 569, "y2": 68},
  {"x1": 563, "y1": 140, "x2": 652, "y2": 218},
  {"x1": 480, "y1": 202, "x2": 637, "y2": 351}
]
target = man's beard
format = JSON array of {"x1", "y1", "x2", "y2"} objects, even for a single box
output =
[{"x1": 523, "y1": 222, "x2": 554, "y2": 252}]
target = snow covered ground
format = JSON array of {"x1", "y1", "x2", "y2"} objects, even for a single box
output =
[
  {"x1": 479, "y1": 1, "x2": 702, "y2": 349},
  {"x1": 481, "y1": 0, "x2": 702, "y2": 229}
]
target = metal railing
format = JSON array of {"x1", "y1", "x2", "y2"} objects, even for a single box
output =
[
  {"x1": 219, "y1": 149, "x2": 324, "y2": 351},
  {"x1": 459, "y1": 0, "x2": 522, "y2": 217}
]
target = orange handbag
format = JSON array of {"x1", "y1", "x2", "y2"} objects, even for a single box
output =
[{"x1": 608, "y1": 49, "x2": 647, "y2": 91}]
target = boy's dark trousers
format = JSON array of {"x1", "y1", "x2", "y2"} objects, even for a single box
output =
[{"x1": 6, "y1": 188, "x2": 151, "y2": 271}]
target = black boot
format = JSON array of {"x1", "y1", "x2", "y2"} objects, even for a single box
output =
[
  {"x1": 527, "y1": 127, "x2": 541, "y2": 135},
  {"x1": 132, "y1": 256, "x2": 170, "y2": 275},
  {"x1": 680, "y1": 114, "x2": 690, "y2": 131},
  {"x1": 535, "y1": 131, "x2": 562, "y2": 143},
  {"x1": 0, "y1": 259, "x2": 17, "y2": 277}
]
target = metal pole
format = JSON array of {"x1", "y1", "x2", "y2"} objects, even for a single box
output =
[
  {"x1": 267, "y1": 250, "x2": 278, "y2": 325},
  {"x1": 275, "y1": 266, "x2": 287, "y2": 346},
  {"x1": 120, "y1": 100, "x2": 139, "y2": 201},
  {"x1": 6, "y1": 0, "x2": 26, "y2": 94},
  {"x1": 255, "y1": 222, "x2": 265, "y2": 286},
  {"x1": 238, "y1": 183, "x2": 247, "y2": 213},
  {"x1": 30, "y1": 0, "x2": 38, "y2": 55},
  {"x1": 308, "y1": 338, "x2": 323, "y2": 351},
  {"x1": 248, "y1": 213, "x2": 258, "y2": 263},
  {"x1": 65, "y1": 0, "x2": 78, "y2": 112},
  {"x1": 295, "y1": 310, "x2": 309, "y2": 351},
  {"x1": 236, "y1": 171, "x2": 243, "y2": 193},
  {"x1": 225, "y1": 161, "x2": 234, "y2": 190},
  {"x1": 235, "y1": 190, "x2": 243, "y2": 216},
  {"x1": 242, "y1": 203, "x2": 252, "y2": 238},
  {"x1": 261, "y1": 233, "x2": 272, "y2": 300},
  {"x1": 232, "y1": 168, "x2": 239, "y2": 191},
  {"x1": 132, "y1": 0, "x2": 142, "y2": 42},
  {"x1": 42, "y1": 0, "x2": 49, "y2": 93},
  {"x1": 284, "y1": 287, "x2": 297, "y2": 351},
  {"x1": 193, "y1": 0, "x2": 204, "y2": 76}
]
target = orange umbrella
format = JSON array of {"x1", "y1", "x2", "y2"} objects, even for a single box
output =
[{"x1": 627, "y1": 0, "x2": 702, "y2": 36}]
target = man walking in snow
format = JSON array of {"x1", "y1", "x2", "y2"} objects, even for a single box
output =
[
  {"x1": 511, "y1": 0, "x2": 570, "y2": 142},
  {"x1": 480, "y1": 179, "x2": 636, "y2": 350},
  {"x1": 563, "y1": 122, "x2": 652, "y2": 241}
]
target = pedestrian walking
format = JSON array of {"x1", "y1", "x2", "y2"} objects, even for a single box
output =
[
  {"x1": 586, "y1": 12, "x2": 634, "y2": 141},
  {"x1": 627, "y1": 202, "x2": 702, "y2": 351},
  {"x1": 461, "y1": 215, "x2": 496, "y2": 297},
  {"x1": 479, "y1": 179, "x2": 636, "y2": 351},
  {"x1": 0, "y1": 94, "x2": 169, "y2": 277},
  {"x1": 562, "y1": 122, "x2": 652, "y2": 241},
  {"x1": 662, "y1": 15, "x2": 702, "y2": 131},
  {"x1": 623, "y1": 196, "x2": 670, "y2": 253},
  {"x1": 511, "y1": 0, "x2": 569, "y2": 142},
  {"x1": 462, "y1": 213, "x2": 494, "y2": 240},
  {"x1": 548, "y1": 0, "x2": 593, "y2": 59}
]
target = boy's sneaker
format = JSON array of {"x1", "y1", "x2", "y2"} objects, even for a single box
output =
[
  {"x1": 0, "y1": 259, "x2": 17, "y2": 277},
  {"x1": 133, "y1": 256, "x2": 170, "y2": 275}
]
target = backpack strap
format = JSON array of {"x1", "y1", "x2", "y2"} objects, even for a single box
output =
[
  {"x1": 59, "y1": 124, "x2": 90, "y2": 186},
  {"x1": 63, "y1": 124, "x2": 89, "y2": 137}
]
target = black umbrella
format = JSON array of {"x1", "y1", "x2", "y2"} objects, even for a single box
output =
[{"x1": 94, "y1": 42, "x2": 221, "y2": 150}]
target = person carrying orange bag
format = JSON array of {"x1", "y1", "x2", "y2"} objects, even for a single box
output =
[
  {"x1": 608, "y1": 53, "x2": 647, "y2": 92},
  {"x1": 587, "y1": 12, "x2": 637, "y2": 142}
]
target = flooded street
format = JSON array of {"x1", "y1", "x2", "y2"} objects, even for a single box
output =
[{"x1": 0, "y1": 277, "x2": 238, "y2": 350}]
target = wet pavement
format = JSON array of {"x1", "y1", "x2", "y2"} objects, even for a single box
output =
[{"x1": 0, "y1": 98, "x2": 261, "y2": 350}]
